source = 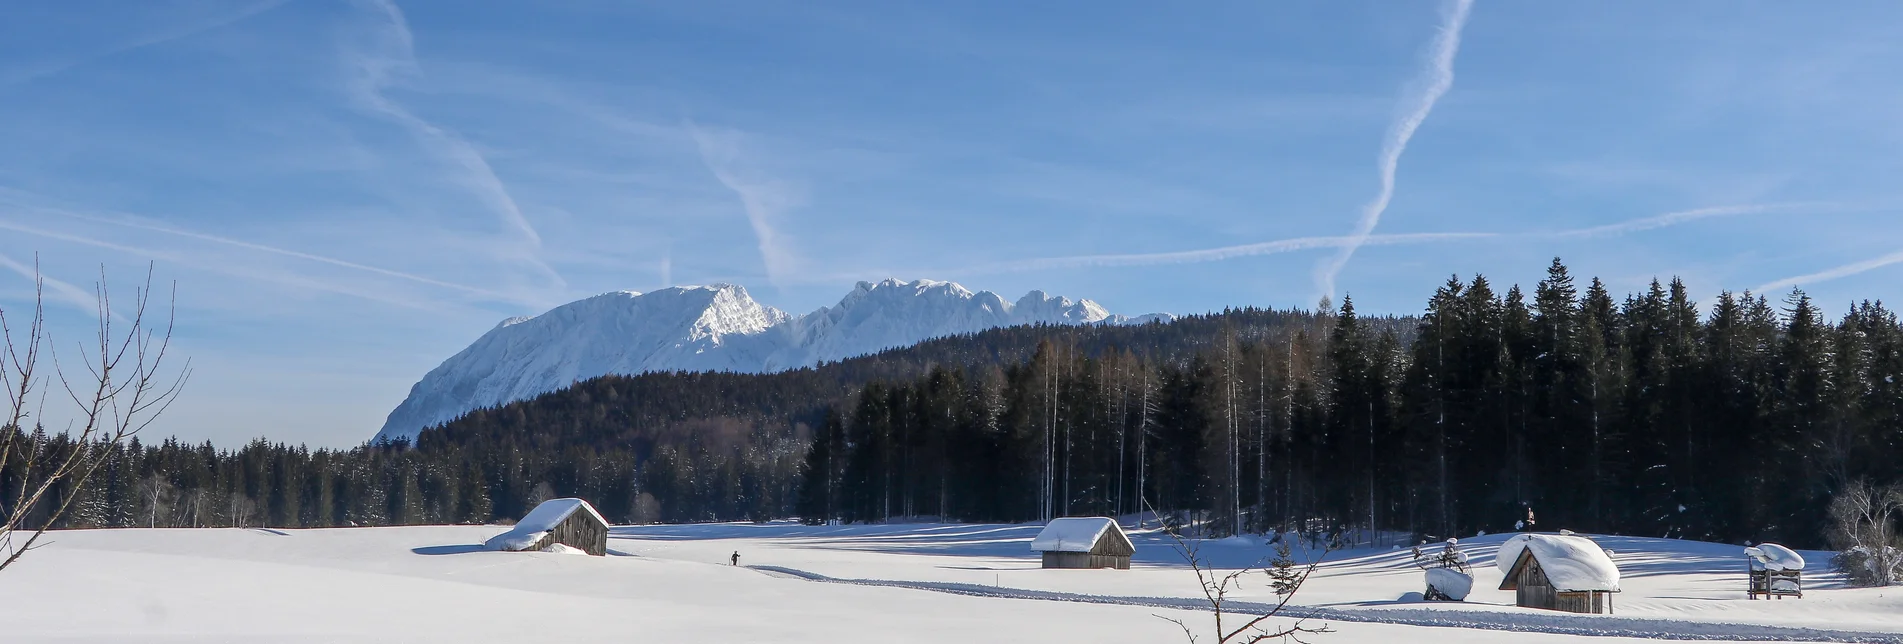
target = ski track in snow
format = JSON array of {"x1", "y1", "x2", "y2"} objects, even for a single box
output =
[{"x1": 748, "y1": 564, "x2": 1903, "y2": 644}]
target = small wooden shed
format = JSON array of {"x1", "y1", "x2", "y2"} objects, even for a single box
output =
[
  {"x1": 1745, "y1": 543, "x2": 1805, "y2": 600},
  {"x1": 484, "y1": 498, "x2": 610, "y2": 556},
  {"x1": 1496, "y1": 533, "x2": 1620, "y2": 614},
  {"x1": 1032, "y1": 517, "x2": 1134, "y2": 569}
]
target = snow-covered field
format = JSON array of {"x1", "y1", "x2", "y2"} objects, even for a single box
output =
[{"x1": 4, "y1": 522, "x2": 1900, "y2": 643}]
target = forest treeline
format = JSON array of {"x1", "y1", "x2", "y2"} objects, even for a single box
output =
[
  {"x1": 801, "y1": 261, "x2": 1903, "y2": 547},
  {"x1": 6, "y1": 260, "x2": 1899, "y2": 548},
  {"x1": 2, "y1": 307, "x2": 1340, "y2": 531}
]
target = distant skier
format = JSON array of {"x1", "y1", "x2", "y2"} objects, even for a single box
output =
[{"x1": 730, "y1": 551, "x2": 740, "y2": 566}]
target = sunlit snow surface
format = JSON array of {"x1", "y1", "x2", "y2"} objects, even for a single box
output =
[{"x1": 6, "y1": 523, "x2": 1900, "y2": 643}]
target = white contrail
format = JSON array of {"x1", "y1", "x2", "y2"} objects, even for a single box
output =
[
  {"x1": 958, "y1": 232, "x2": 1494, "y2": 275},
  {"x1": 1, "y1": 0, "x2": 286, "y2": 86},
  {"x1": 688, "y1": 124, "x2": 800, "y2": 288},
  {"x1": 1546, "y1": 203, "x2": 1831, "y2": 239},
  {"x1": 1757, "y1": 249, "x2": 1903, "y2": 294},
  {"x1": 0, "y1": 219, "x2": 455, "y2": 312},
  {"x1": 347, "y1": 0, "x2": 563, "y2": 289},
  {"x1": 0, "y1": 252, "x2": 99, "y2": 315},
  {"x1": 5, "y1": 203, "x2": 509, "y2": 300},
  {"x1": 1315, "y1": 0, "x2": 1475, "y2": 299},
  {"x1": 950, "y1": 201, "x2": 1819, "y2": 276}
]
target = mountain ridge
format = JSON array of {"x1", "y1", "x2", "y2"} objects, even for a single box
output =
[{"x1": 374, "y1": 278, "x2": 1167, "y2": 442}]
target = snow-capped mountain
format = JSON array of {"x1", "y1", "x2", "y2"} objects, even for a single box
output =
[
  {"x1": 374, "y1": 279, "x2": 1165, "y2": 443},
  {"x1": 758, "y1": 279, "x2": 1111, "y2": 371}
]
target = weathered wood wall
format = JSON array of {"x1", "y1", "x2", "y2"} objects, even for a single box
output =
[
  {"x1": 1512, "y1": 557, "x2": 1612, "y2": 613},
  {"x1": 530, "y1": 511, "x2": 609, "y2": 556},
  {"x1": 1090, "y1": 529, "x2": 1135, "y2": 558},
  {"x1": 1748, "y1": 569, "x2": 1802, "y2": 599},
  {"x1": 1040, "y1": 551, "x2": 1130, "y2": 569},
  {"x1": 1554, "y1": 591, "x2": 1609, "y2": 613},
  {"x1": 1515, "y1": 558, "x2": 1557, "y2": 610}
]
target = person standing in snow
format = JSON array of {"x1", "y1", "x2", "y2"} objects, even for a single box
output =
[{"x1": 730, "y1": 551, "x2": 740, "y2": 566}]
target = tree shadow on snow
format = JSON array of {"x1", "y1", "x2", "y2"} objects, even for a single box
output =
[
  {"x1": 412, "y1": 544, "x2": 485, "y2": 555},
  {"x1": 609, "y1": 522, "x2": 1309, "y2": 569}
]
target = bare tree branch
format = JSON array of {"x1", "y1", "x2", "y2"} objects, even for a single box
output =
[
  {"x1": 1147, "y1": 497, "x2": 1334, "y2": 644},
  {"x1": 0, "y1": 262, "x2": 189, "y2": 573}
]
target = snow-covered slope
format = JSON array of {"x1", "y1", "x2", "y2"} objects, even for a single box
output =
[
  {"x1": 376, "y1": 285, "x2": 787, "y2": 442},
  {"x1": 376, "y1": 279, "x2": 1155, "y2": 443}
]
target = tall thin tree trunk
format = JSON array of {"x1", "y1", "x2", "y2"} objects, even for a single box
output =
[
  {"x1": 1258, "y1": 356, "x2": 1267, "y2": 532},
  {"x1": 1116, "y1": 363, "x2": 1127, "y2": 516}
]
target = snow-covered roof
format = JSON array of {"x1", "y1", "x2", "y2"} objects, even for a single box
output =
[
  {"x1": 1030, "y1": 517, "x2": 1128, "y2": 553},
  {"x1": 1496, "y1": 533, "x2": 1620, "y2": 592},
  {"x1": 1746, "y1": 543, "x2": 1806, "y2": 571},
  {"x1": 516, "y1": 498, "x2": 608, "y2": 532},
  {"x1": 484, "y1": 498, "x2": 608, "y2": 552}
]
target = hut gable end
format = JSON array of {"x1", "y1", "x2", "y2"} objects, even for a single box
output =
[{"x1": 1498, "y1": 548, "x2": 1537, "y2": 591}]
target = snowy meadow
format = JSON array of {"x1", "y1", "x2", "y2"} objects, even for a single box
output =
[{"x1": 4, "y1": 522, "x2": 1900, "y2": 643}]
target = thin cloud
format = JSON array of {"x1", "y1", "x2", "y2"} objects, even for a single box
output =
[
  {"x1": 0, "y1": 0, "x2": 287, "y2": 86},
  {"x1": 1315, "y1": 0, "x2": 1475, "y2": 299},
  {"x1": 345, "y1": 0, "x2": 563, "y2": 290},
  {"x1": 687, "y1": 123, "x2": 802, "y2": 288},
  {"x1": 1757, "y1": 249, "x2": 1903, "y2": 293},
  {"x1": 0, "y1": 252, "x2": 99, "y2": 315}
]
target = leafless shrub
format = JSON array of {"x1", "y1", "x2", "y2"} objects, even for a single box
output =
[
  {"x1": 1828, "y1": 481, "x2": 1903, "y2": 587},
  {"x1": 1, "y1": 263, "x2": 190, "y2": 572},
  {"x1": 1151, "y1": 500, "x2": 1333, "y2": 644}
]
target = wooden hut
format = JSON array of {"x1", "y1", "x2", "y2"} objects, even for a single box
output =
[
  {"x1": 1032, "y1": 517, "x2": 1134, "y2": 569},
  {"x1": 1495, "y1": 533, "x2": 1620, "y2": 614},
  {"x1": 1745, "y1": 543, "x2": 1805, "y2": 599},
  {"x1": 484, "y1": 498, "x2": 610, "y2": 556}
]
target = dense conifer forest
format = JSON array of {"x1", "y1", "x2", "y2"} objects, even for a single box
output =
[{"x1": 6, "y1": 259, "x2": 1899, "y2": 548}]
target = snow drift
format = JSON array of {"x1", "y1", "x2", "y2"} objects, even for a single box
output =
[{"x1": 1424, "y1": 567, "x2": 1473, "y2": 601}]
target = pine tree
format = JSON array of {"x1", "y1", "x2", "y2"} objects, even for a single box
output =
[
  {"x1": 797, "y1": 410, "x2": 845, "y2": 525},
  {"x1": 1267, "y1": 540, "x2": 1301, "y2": 596}
]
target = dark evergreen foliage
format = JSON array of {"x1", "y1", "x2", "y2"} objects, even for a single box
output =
[{"x1": 8, "y1": 260, "x2": 1901, "y2": 549}]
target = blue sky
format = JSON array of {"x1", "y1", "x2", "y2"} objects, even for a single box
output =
[{"x1": 3, "y1": 0, "x2": 1900, "y2": 447}]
